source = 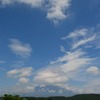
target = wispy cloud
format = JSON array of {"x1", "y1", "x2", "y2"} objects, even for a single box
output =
[
  {"x1": 0, "y1": 0, "x2": 44, "y2": 7},
  {"x1": 62, "y1": 28, "x2": 89, "y2": 40},
  {"x1": 33, "y1": 49, "x2": 93, "y2": 87},
  {"x1": 0, "y1": 0, "x2": 71, "y2": 23},
  {"x1": 60, "y1": 45, "x2": 67, "y2": 53},
  {"x1": 5, "y1": 25, "x2": 100, "y2": 94},
  {"x1": 33, "y1": 26, "x2": 100, "y2": 93},
  {"x1": 72, "y1": 35, "x2": 96, "y2": 49},
  {"x1": 0, "y1": 84, "x2": 35, "y2": 95},
  {"x1": 62, "y1": 27, "x2": 100, "y2": 49},
  {"x1": 76, "y1": 79, "x2": 100, "y2": 93},
  {"x1": 0, "y1": 60, "x2": 5, "y2": 64},
  {"x1": 9, "y1": 39, "x2": 32, "y2": 58}
]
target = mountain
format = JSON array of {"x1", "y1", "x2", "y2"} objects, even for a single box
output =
[{"x1": 23, "y1": 85, "x2": 76, "y2": 97}]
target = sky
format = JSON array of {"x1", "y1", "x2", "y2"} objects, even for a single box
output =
[{"x1": 0, "y1": 0, "x2": 100, "y2": 95}]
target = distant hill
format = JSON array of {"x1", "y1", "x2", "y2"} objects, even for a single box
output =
[
  {"x1": 24, "y1": 94, "x2": 100, "y2": 100},
  {"x1": 69, "y1": 94, "x2": 100, "y2": 100}
]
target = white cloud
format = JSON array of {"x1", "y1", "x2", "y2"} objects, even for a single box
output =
[
  {"x1": 50, "y1": 49, "x2": 88, "y2": 64},
  {"x1": 72, "y1": 35, "x2": 96, "y2": 49},
  {"x1": 34, "y1": 66, "x2": 69, "y2": 85},
  {"x1": 26, "y1": 85, "x2": 35, "y2": 90},
  {"x1": 7, "y1": 67, "x2": 33, "y2": 78},
  {"x1": 46, "y1": 0, "x2": 71, "y2": 23},
  {"x1": 1, "y1": 0, "x2": 44, "y2": 7},
  {"x1": 0, "y1": 0, "x2": 71, "y2": 23},
  {"x1": 67, "y1": 28, "x2": 89, "y2": 39},
  {"x1": 60, "y1": 45, "x2": 66, "y2": 53},
  {"x1": 7, "y1": 69, "x2": 18, "y2": 75},
  {"x1": 77, "y1": 79, "x2": 100, "y2": 93},
  {"x1": 9, "y1": 39, "x2": 32, "y2": 58},
  {"x1": 33, "y1": 26, "x2": 99, "y2": 91},
  {"x1": 18, "y1": 77, "x2": 29, "y2": 83},
  {"x1": 1, "y1": 84, "x2": 35, "y2": 95},
  {"x1": 71, "y1": 28, "x2": 88, "y2": 37},
  {"x1": 86, "y1": 66, "x2": 99, "y2": 75},
  {"x1": 4, "y1": 26, "x2": 100, "y2": 94},
  {"x1": 34, "y1": 49, "x2": 93, "y2": 87},
  {"x1": 62, "y1": 27, "x2": 98, "y2": 49},
  {"x1": 19, "y1": 0, "x2": 44, "y2": 7},
  {"x1": 7, "y1": 67, "x2": 33, "y2": 85}
]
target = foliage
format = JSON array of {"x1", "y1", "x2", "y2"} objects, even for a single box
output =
[
  {"x1": 2, "y1": 94, "x2": 22, "y2": 100},
  {"x1": 25, "y1": 94, "x2": 100, "y2": 100},
  {"x1": 1, "y1": 94, "x2": 100, "y2": 100}
]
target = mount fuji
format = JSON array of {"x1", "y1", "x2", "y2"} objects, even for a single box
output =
[{"x1": 23, "y1": 85, "x2": 76, "y2": 97}]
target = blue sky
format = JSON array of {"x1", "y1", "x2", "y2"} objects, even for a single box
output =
[{"x1": 0, "y1": 0, "x2": 100, "y2": 95}]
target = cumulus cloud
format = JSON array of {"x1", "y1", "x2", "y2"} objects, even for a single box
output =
[
  {"x1": 5, "y1": 26, "x2": 100, "y2": 94},
  {"x1": 7, "y1": 67, "x2": 33, "y2": 78},
  {"x1": 9, "y1": 39, "x2": 32, "y2": 58},
  {"x1": 18, "y1": 77, "x2": 29, "y2": 83},
  {"x1": 0, "y1": 0, "x2": 71, "y2": 23},
  {"x1": 7, "y1": 67, "x2": 33, "y2": 85},
  {"x1": 34, "y1": 66, "x2": 69, "y2": 85},
  {"x1": 46, "y1": 0, "x2": 71, "y2": 23},
  {"x1": 86, "y1": 66, "x2": 99, "y2": 74},
  {"x1": 33, "y1": 49, "x2": 93, "y2": 87},
  {"x1": 26, "y1": 85, "x2": 35, "y2": 90}
]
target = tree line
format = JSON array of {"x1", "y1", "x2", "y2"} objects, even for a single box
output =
[{"x1": 1, "y1": 94, "x2": 100, "y2": 100}]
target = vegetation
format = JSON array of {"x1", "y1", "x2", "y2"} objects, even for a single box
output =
[
  {"x1": 2, "y1": 94, "x2": 22, "y2": 100},
  {"x1": 1, "y1": 94, "x2": 100, "y2": 100}
]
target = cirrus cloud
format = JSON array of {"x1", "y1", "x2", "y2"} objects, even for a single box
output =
[{"x1": 33, "y1": 25, "x2": 100, "y2": 93}]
